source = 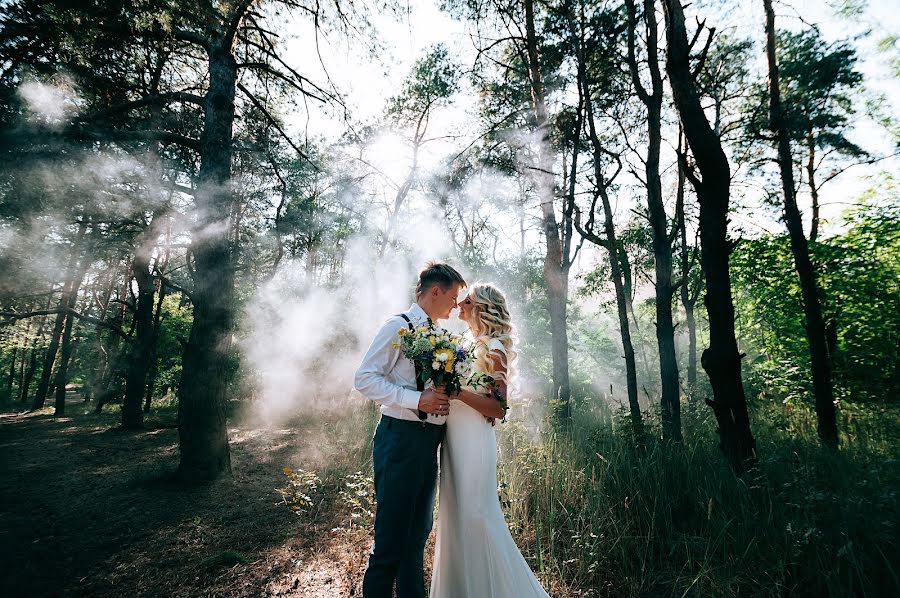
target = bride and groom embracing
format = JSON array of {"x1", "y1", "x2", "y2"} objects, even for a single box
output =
[{"x1": 354, "y1": 262, "x2": 551, "y2": 598}]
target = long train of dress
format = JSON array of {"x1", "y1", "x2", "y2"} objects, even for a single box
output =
[{"x1": 430, "y1": 340, "x2": 550, "y2": 598}]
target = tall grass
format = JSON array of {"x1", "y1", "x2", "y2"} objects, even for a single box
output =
[
  {"x1": 497, "y1": 399, "x2": 900, "y2": 597},
  {"x1": 48, "y1": 387, "x2": 897, "y2": 596}
]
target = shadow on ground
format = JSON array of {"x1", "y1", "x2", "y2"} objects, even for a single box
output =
[{"x1": 0, "y1": 401, "x2": 374, "y2": 597}]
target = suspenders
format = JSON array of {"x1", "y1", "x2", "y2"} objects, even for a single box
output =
[{"x1": 398, "y1": 313, "x2": 428, "y2": 420}]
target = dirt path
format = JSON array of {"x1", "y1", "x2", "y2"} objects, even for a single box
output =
[{"x1": 0, "y1": 405, "x2": 375, "y2": 597}]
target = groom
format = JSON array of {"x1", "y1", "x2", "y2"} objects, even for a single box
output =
[{"x1": 354, "y1": 261, "x2": 467, "y2": 598}]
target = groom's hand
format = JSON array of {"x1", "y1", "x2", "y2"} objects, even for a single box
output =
[{"x1": 418, "y1": 389, "x2": 450, "y2": 415}]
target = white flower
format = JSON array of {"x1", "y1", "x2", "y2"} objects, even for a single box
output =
[
  {"x1": 436, "y1": 352, "x2": 448, "y2": 362},
  {"x1": 432, "y1": 361, "x2": 441, "y2": 370},
  {"x1": 455, "y1": 362, "x2": 471, "y2": 377}
]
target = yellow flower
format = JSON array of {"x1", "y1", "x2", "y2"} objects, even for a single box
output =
[
  {"x1": 397, "y1": 327, "x2": 408, "y2": 337},
  {"x1": 429, "y1": 336, "x2": 438, "y2": 346},
  {"x1": 433, "y1": 348, "x2": 455, "y2": 373},
  {"x1": 416, "y1": 326, "x2": 428, "y2": 334},
  {"x1": 283, "y1": 467, "x2": 294, "y2": 475}
]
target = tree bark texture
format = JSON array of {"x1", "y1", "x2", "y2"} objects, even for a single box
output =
[
  {"x1": 19, "y1": 300, "x2": 51, "y2": 403},
  {"x1": 763, "y1": 0, "x2": 838, "y2": 448},
  {"x1": 626, "y1": 0, "x2": 681, "y2": 441},
  {"x1": 524, "y1": 0, "x2": 570, "y2": 417},
  {"x1": 6, "y1": 346, "x2": 17, "y2": 399},
  {"x1": 676, "y1": 131, "x2": 699, "y2": 390},
  {"x1": 145, "y1": 220, "x2": 171, "y2": 413},
  {"x1": 32, "y1": 221, "x2": 88, "y2": 411},
  {"x1": 53, "y1": 242, "x2": 92, "y2": 416},
  {"x1": 572, "y1": 33, "x2": 643, "y2": 433},
  {"x1": 662, "y1": 0, "x2": 757, "y2": 473},
  {"x1": 122, "y1": 229, "x2": 158, "y2": 429},
  {"x1": 177, "y1": 31, "x2": 239, "y2": 481}
]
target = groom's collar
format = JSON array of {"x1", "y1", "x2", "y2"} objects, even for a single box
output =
[{"x1": 407, "y1": 303, "x2": 429, "y2": 325}]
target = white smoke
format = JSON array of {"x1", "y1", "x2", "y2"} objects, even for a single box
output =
[
  {"x1": 238, "y1": 212, "x2": 459, "y2": 427},
  {"x1": 17, "y1": 79, "x2": 79, "y2": 127}
]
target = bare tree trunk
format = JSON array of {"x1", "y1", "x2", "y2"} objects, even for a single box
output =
[
  {"x1": 763, "y1": 0, "x2": 837, "y2": 448},
  {"x1": 570, "y1": 17, "x2": 642, "y2": 432},
  {"x1": 524, "y1": 0, "x2": 570, "y2": 418},
  {"x1": 662, "y1": 0, "x2": 757, "y2": 473},
  {"x1": 89, "y1": 265, "x2": 117, "y2": 400},
  {"x1": 676, "y1": 131, "x2": 699, "y2": 390},
  {"x1": 54, "y1": 247, "x2": 91, "y2": 416},
  {"x1": 626, "y1": 0, "x2": 681, "y2": 441},
  {"x1": 52, "y1": 313, "x2": 75, "y2": 415},
  {"x1": 379, "y1": 107, "x2": 429, "y2": 257},
  {"x1": 93, "y1": 273, "x2": 130, "y2": 413},
  {"x1": 123, "y1": 210, "x2": 168, "y2": 429},
  {"x1": 145, "y1": 217, "x2": 172, "y2": 413},
  {"x1": 6, "y1": 346, "x2": 17, "y2": 399},
  {"x1": 178, "y1": 28, "x2": 242, "y2": 481},
  {"x1": 32, "y1": 221, "x2": 88, "y2": 411},
  {"x1": 17, "y1": 334, "x2": 27, "y2": 399},
  {"x1": 807, "y1": 135, "x2": 820, "y2": 243},
  {"x1": 122, "y1": 246, "x2": 153, "y2": 428},
  {"x1": 21, "y1": 347, "x2": 39, "y2": 403},
  {"x1": 20, "y1": 298, "x2": 51, "y2": 403}
]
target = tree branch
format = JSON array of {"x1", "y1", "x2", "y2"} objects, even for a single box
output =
[
  {"x1": 93, "y1": 23, "x2": 208, "y2": 50},
  {"x1": 80, "y1": 92, "x2": 205, "y2": 123},
  {"x1": 69, "y1": 127, "x2": 201, "y2": 152},
  {"x1": 0, "y1": 308, "x2": 127, "y2": 338},
  {"x1": 226, "y1": 0, "x2": 260, "y2": 49},
  {"x1": 238, "y1": 61, "x2": 329, "y2": 103},
  {"x1": 237, "y1": 82, "x2": 313, "y2": 164}
]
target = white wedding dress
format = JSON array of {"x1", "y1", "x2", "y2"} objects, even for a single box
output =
[{"x1": 430, "y1": 338, "x2": 550, "y2": 598}]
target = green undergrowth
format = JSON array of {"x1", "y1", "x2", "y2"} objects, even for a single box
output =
[{"x1": 496, "y1": 399, "x2": 900, "y2": 597}]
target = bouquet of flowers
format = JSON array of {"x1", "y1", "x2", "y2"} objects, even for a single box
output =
[{"x1": 394, "y1": 319, "x2": 476, "y2": 396}]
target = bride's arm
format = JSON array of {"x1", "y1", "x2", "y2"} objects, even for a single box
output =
[
  {"x1": 453, "y1": 386, "x2": 507, "y2": 419},
  {"x1": 449, "y1": 350, "x2": 508, "y2": 420}
]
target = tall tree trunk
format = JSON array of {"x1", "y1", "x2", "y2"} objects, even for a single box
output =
[
  {"x1": 662, "y1": 0, "x2": 757, "y2": 473},
  {"x1": 571, "y1": 24, "x2": 643, "y2": 432},
  {"x1": 54, "y1": 247, "x2": 91, "y2": 416},
  {"x1": 524, "y1": 0, "x2": 570, "y2": 418},
  {"x1": 32, "y1": 221, "x2": 88, "y2": 411},
  {"x1": 177, "y1": 31, "x2": 239, "y2": 481},
  {"x1": 626, "y1": 0, "x2": 681, "y2": 441},
  {"x1": 806, "y1": 134, "x2": 821, "y2": 242},
  {"x1": 89, "y1": 265, "x2": 117, "y2": 400},
  {"x1": 763, "y1": 0, "x2": 837, "y2": 448},
  {"x1": 52, "y1": 313, "x2": 75, "y2": 415},
  {"x1": 93, "y1": 272, "x2": 130, "y2": 413},
  {"x1": 6, "y1": 346, "x2": 17, "y2": 399},
  {"x1": 21, "y1": 347, "x2": 39, "y2": 403},
  {"x1": 20, "y1": 299, "x2": 50, "y2": 403},
  {"x1": 676, "y1": 130, "x2": 699, "y2": 390},
  {"x1": 145, "y1": 217, "x2": 172, "y2": 413},
  {"x1": 17, "y1": 335, "x2": 27, "y2": 399},
  {"x1": 123, "y1": 209, "x2": 170, "y2": 428},
  {"x1": 122, "y1": 232, "x2": 157, "y2": 429},
  {"x1": 379, "y1": 110, "x2": 428, "y2": 257}
]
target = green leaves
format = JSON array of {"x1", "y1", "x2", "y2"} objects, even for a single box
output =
[
  {"x1": 386, "y1": 44, "x2": 460, "y2": 124},
  {"x1": 733, "y1": 175, "x2": 900, "y2": 404}
]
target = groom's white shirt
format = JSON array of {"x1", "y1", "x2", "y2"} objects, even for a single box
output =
[{"x1": 354, "y1": 303, "x2": 447, "y2": 425}]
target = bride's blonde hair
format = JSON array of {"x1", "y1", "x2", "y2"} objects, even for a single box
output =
[{"x1": 468, "y1": 283, "x2": 517, "y2": 386}]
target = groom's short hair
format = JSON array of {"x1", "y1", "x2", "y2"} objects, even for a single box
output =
[{"x1": 415, "y1": 261, "x2": 467, "y2": 298}]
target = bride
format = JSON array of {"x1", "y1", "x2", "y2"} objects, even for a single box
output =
[{"x1": 430, "y1": 283, "x2": 550, "y2": 598}]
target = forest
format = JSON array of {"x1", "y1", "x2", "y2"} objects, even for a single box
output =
[{"x1": 0, "y1": 0, "x2": 898, "y2": 596}]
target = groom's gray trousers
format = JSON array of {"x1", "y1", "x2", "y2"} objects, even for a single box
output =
[{"x1": 363, "y1": 414, "x2": 444, "y2": 598}]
